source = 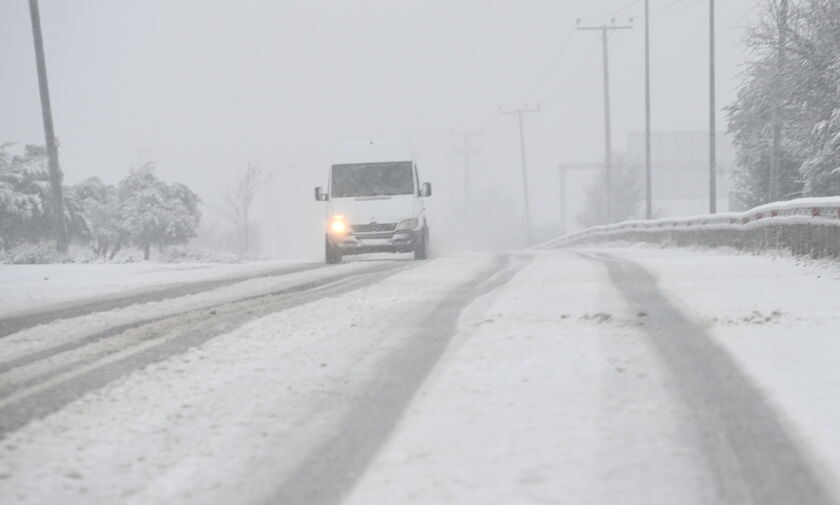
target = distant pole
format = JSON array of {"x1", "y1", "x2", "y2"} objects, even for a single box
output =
[
  {"x1": 644, "y1": 0, "x2": 653, "y2": 219},
  {"x1": 558, "y1": 164, "x2": 567, "y2": 235},
  {"x1": 500, "y1": 105, "x2": 540, "y2": 239},
  {"x1": 708, "y1": 0, "x2": 717, "y2": 214},
  {"x1": 452, "y1": 131, "x2": 482, "y2": 218},
  {"x1": 29, "y1": 0, "x2": 67, "y2": 252},
  {"x1": 602, "y1": 27, "x2": 613, "y2": 222},
  {"x1": 577, "y1": 19, "x2": 633, "y2": 223},
  {"x1": 769, "y1": 0, "x2": 789, "y2": 202}
]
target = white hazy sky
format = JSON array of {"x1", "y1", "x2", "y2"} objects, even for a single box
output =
[{"x1": 1, "y1": 0, "x2": 761, "y2": 253}]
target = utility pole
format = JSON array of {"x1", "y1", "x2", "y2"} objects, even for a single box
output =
[
  {"x1": 644, "y1": 0, "x2": 653, "y2": 219},
  {"x1": 577, "y1": 19, "x2": 633, "y2": 223},
  {"x1": 769, "y1": 0, "x2": 789, "y2": 202},
  {"x1": 558, "y1": 165, "x2": 567, "y2": 234},
  {"x1": 708, "y1": 0, "x2": 717, "y2": 214},
  {"x1": 452, "y1": 131, "x2": 482, "y2": 218},
  {"x1": 500, "y1": 105, "x2": 540, "y2": 239},
  {"x1": 28, "y1": 0, "x2": 67, "y2": 253}
]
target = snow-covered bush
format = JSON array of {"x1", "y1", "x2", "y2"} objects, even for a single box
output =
[{"x1": 160, "y1": 246, "x2": 241, "y2": 263}]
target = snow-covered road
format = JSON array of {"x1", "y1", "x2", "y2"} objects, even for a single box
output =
[{"x1": 0, "y1": 248, "x2": 838, "y2": 504}]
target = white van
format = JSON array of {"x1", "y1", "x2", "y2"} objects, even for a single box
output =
[{"x1": 314, "y1": 139, "x2": 432, "y2": 264}]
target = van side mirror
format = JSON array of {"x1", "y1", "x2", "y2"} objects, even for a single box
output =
[
  {"x1": 314, "y1": 186, "x2": 329, "y2": 201},
  {"x1": 421, "y1": 182, "x2": 432, "y2": 197}
]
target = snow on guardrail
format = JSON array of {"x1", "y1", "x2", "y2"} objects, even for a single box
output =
[{"x1": 537, "y1": 196, "x2": 840, "y2": 253}]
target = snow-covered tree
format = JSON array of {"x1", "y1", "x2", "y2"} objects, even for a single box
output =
[
  {"x1": 0, "y1": 144, "x2": 89, "y2": 250},
  {"x1": 74, "y1": 177, "x2": 124, "y2": 259},
  {"x1": 118, "y1": 163, "x2": 201, "y2": 260},
  {"x1": 801, "y1": 105, "x2": 840, "y2": 195},
  {"x1": 0, "y1": 146, "x2": 46, "y2": 250},
  {"x1": 727, "y1": 0, "x2": 840, "y2": 205}
]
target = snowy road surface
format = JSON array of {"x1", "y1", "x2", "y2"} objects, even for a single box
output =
[{"x1": 1, "y1": 249, "x2": 839, "y2": 504}]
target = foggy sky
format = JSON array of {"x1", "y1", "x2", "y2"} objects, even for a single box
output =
[{"x1": 1, "y1": 0, "x2": 759, "y2": 253}]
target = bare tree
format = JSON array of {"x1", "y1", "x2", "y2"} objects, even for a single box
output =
[{"x1": 224, "y1": 162, "x2": 265, "y2": 256}]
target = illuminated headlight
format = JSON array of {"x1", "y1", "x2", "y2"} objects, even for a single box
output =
[
  {"x1": 329, "y1": 216, "x2": 348, "y2": 234},
  {"x1": 396, "y1": 218, "x2": 418, "y2": 231}
]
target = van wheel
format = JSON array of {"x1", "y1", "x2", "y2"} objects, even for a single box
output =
[
  {"x1": 414, "y1": 227, "x2": 429, "y2": 260},
  {"x1": 325, "y1": 238, "x2": 342, "y2": 264}
]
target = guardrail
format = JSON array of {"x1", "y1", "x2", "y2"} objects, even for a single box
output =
[{"x1": 539, "y1": 196, "x2": 840, "y2": 258}]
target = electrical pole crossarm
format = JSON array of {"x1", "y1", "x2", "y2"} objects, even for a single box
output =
[
  {"x1": 499, "y1": 105, "x2": 541, "y2": 115},
  {"x1": 575, "y1": 18, "x2": 634, "y2": 33}
]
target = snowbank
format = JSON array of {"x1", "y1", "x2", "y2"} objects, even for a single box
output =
[{"x1": 0, "y1": 259, "x2": 302, "y2": 318}]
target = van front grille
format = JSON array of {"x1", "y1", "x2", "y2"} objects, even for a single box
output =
[
  {"x1": 351, "y1": 222, "x2": 398, "y2": 233},
  {"x1": 355, "y1": 232, "x2": 395, "y2": 240}
]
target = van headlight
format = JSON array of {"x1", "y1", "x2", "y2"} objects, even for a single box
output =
[
  {"x1": 396, "y1": 218, "x2": 418, "y2": 231},
  {"x1": 329, "y1": 216, "x2": 348, "y2": 234}
]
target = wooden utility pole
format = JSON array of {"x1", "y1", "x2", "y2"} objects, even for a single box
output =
[
  {"x1": 577, "y1": 19, "x2": 633, "y2": 223},
  {"x1": 28, "y1": 0, "x2": 67, "y2": 252},
  {"x1": 644, "y1": 0, "x2": 653, "y2": 219},
  {"x1": 709, "y1": 0, "x2": 717, "y2": 214},
  {"x1": 769, "y1": 0, "x2": 789, "y2": 202},
  {"x1": 500, "y1": 105, "x2": 540, "y2": 238},
  {"x1": 452, "y1": 131, "x2": 483, "y2": 218}
]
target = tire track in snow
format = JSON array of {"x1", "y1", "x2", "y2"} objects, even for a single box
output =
[
  {"x1": 270, "y1": 253, "x2": 529, "y2": 505},
  {"x1": 0, "y1": 263, "x2": 323, "y2": 339},
  {"x1": 0, "y1": 262, "x2": 398, "y2": 377},
  {"x1": 588, "y1": 251, "x2": 835, "y2": 505},
  {"x1": 0, "y1": 261, "x2": 414, "y2": 438}
]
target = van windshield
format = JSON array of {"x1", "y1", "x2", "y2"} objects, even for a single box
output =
[{"x1": 331, "y1": 162, "x2": 414, "y2": 198}]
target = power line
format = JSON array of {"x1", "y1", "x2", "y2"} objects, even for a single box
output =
[
  {"x1": 614, "y1": 7, "x2": 754, "y2": 69},
  {"x1": 578, "y1": 0, "x2": 642, "y2": 21},
  {"x1": 542, "y1": 44, "x2": 599, "y2": 104},
  {"x1": 525, "y1": 30, "x2": 576, "y2": 100},
  {"x1": 651, "y1": 0, "x2": 692, "y2": 14},
  {"x1": 653, "y1": 0, "x2": 705, "y2": 17}
]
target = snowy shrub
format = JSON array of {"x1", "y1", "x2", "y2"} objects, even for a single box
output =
[
  {"x1": 160, "y1": 246, "x2": 241, "y2": 264},
  {"x1": 2, "y1": 242, "x2": 75, "y2": 264}
]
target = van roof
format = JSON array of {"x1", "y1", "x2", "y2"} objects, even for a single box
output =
[{"x1": 331, "y1": 138, "x2": 415, "y2": 164}]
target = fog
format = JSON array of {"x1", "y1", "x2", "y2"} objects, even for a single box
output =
[{"x1": 1, "y1": 0, "x2": 758, "y2": 259}]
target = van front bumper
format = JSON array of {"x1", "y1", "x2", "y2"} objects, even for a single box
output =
[{"x1": 328, "y1": 229, "x2": 420, "y2": 255}]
